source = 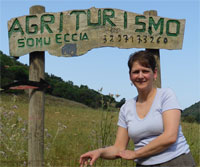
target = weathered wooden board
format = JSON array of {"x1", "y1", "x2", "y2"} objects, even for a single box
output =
[{"x1": 8, "y1": 7, "x2": 185, "y2": 57}]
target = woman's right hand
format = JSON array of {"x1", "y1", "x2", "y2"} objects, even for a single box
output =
[{"x1": 79, "y1": 149, "x2": 102, "y2": 167}]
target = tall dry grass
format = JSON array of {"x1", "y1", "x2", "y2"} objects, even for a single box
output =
[{"x1": 0, "y1": 93, "x2": 199, "y2": 167}]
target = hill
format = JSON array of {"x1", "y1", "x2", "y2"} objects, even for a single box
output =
[
  {"x1": 182, "y1": 101, "x2": 200, "y2": 123},
  {"x1": 0, "y1": 50, "x2": 122, "y2": 109},
  {"x1": 0, "y1": 50, "x2": 198, "y2": 116},
  {"x1": 1, "y1": 92, "x2": 89, "y2": 109},
  {"x1": 0, "y1": 89, "x2": 199, "y2": 167}
]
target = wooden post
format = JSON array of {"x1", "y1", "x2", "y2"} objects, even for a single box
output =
[
  {"x1": 28, "y1": 6, "x2": 45, "y2": 167},
  {"x1": 144, "y1": 10, "x2": 161, "y2": 88}
]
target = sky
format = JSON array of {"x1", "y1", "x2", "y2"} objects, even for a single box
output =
[{"x1": 0, "y1": 0, "x2": 199, "y2": 110}]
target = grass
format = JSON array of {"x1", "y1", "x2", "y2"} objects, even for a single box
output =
[{"x1": 0, "y1": 93, "x2": 199, "y2": 167}]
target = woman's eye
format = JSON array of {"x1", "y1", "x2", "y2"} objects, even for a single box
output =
[
  {"x1": 132, "y1": 71, "x2": 138, "y2": 74},
  {"x1": 143, "y1": 70, "x2": 149, "y2": 73}
]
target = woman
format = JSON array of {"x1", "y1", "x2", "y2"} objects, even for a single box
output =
[{"x1": 79, "y1": 50, "x2": 196, "y2": 167}]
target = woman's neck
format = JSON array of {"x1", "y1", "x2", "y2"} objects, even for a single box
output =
[{"x1": 137, "y1": 87, "x2": 157, "y2": 103}]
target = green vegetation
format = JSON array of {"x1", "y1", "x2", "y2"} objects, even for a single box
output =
[
  {"x1": 2, "y1": 50, "x2": 199, "y2": 119},
  {"x1": 0, "y1": 51, "x2": 122, "y2": 109},
  {"x1": 1, "y1": 50, "x2": 199, "y2": 166},
  {"x1": 0, "y1": 93, "x2": 132, "y2": 167},
  {"x1": 0, "y1": 93, "x2": 199, "y2": 167},
  {"x1": 0, "y1": 51, "x2": 28, "y2": 87},
  {"x1": 182, "y1": 101, "x2": 200, "y2": 123}
]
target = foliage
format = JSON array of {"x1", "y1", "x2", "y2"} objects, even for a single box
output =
[
  {"x1": 0, "y1": 51, "x2": 123, "y2": 109},
  {"x1": 116, "y1": 98, "x2": 126, "y2": 108},
  {"x1": 0, "y1": 51, "x2": 28, "y2": 87},
  {"x1": 45, "y1": 73, "x2": 115, "y2": 109},
  {"x1": 182, "y1": 101, "x2": 200, "y2": 123}
]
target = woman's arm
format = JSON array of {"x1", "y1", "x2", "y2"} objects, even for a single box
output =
[
  {"x1": 117, "y1": 109, "x2": 181, "y2": 160},
  {"x1": 79, "y1": 126, "x2": 129, "y2": 166}
]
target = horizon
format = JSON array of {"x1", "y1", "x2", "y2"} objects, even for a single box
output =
[{"x1": 0, "y1": 0, "x2": 199, "y2": 109}]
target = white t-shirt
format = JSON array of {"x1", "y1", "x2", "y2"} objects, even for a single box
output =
[{"x1": 117, "y1": 88, "x2": 190, "y2": 165}]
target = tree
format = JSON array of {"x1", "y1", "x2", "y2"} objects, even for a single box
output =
[{"x1": 116, "y1": 98, "x2": 126, "y2": 108}]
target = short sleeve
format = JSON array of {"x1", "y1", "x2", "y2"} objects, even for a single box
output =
[
  {"x1": 161, "y1": 88, "x2": 182, "y2": 113},
  {"x1": 117, "y1": 104, "x2": 128, "y2": 129}
]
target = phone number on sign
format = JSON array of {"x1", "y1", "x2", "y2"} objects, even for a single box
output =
[{"x1": 103, "y1": 34, "x2": 168, "y2": 44}]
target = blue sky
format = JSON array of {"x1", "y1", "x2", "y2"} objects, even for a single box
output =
[{"x1": 0, "y1": 0, "x2": 199, "y2": 109}]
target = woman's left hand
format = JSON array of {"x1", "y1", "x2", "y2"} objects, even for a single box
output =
[{"x1": 116, "y1": 150, "x2": 136, "y2": 160}]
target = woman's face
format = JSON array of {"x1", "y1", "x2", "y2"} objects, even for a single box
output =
[{"x1": 130, "y1": 61, "x2": 157, "y2": 91}]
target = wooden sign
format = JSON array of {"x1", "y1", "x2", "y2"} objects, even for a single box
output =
[{"x1": 8, "y1": 7, "x2": 185, "y2": 57}]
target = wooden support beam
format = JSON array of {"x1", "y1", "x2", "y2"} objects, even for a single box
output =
[
  {"x1": 144, "y1": 10, "x2": 161, "y2": 88},
  {"x1": 28, "y1": 5, "x2": 45, "y2": 167}
]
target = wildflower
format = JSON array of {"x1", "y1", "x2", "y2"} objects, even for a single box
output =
[
  {"x1": 13, "y1": 105, "x2": 18, "y2": 109},
  {"x1": 18, "y1": 150, "x2": 25, "y2": 155},
  {"x1": 10, "y1": 134, "x2": 16, "y2": 140},
  {"x1": 8, "y1": 111, "x2": 15, "y2": 116},
  {"x1": 18, "y1": 116, "x2": 22, "y2": 122},
  {"x1": 11, "y1": 124, "x2": 16, "y2": 128},
  {"x1": 45, "y1": 146, "x2": 50, "y2": 151},
  {"x1": 46, "y1": 133, "x2": 52, "y2": 138},
  {"x1": 0, "y1": 151, "x2": 5, "y2": 156},
  {"x1": 62, "y1": 125, "x2": 67, "y2": 129},
  {"x1": 21, "y1": 128, "x2": 26, "y2": 133}
]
